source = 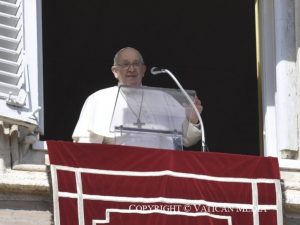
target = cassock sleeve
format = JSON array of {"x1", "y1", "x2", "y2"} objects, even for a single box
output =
[
  {"x1": 72, "y1": 95, "x2": 104, "y2": 143},
  {"x1": 182, "y1": 119, "x2": 202, "y2": 147}
]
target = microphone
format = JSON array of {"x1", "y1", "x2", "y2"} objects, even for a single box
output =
[
  {"x1": 150, "y1": 67, "x2": 166, "y2": 75},
  {"x1": 151, "y1": 67, "x2": 207, "y2": 152}
]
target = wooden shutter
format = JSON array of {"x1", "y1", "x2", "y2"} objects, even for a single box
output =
[{"x1": 0, "y1": 0, "x2": 43, "y2": 132}]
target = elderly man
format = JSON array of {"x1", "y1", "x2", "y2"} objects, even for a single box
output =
[{"x1": 72, "y1": 47, "x2": 203, "y2": 150}]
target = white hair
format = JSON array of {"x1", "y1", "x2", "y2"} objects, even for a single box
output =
[{"x1": 113, "y1": 47, "x2": 144, "y2": 65}]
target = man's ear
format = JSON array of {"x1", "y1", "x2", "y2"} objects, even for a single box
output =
[{"x1": 111, "y1": 66, "x2": 118, "y2": 79}]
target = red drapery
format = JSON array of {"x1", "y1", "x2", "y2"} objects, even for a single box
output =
[{"x1": 47, "y1": 141, "x2": 282, "y2": 225}]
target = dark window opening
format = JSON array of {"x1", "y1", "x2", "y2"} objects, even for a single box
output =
[{"x1": 42, "y1": 0, "x2": 259, "y2": 155}]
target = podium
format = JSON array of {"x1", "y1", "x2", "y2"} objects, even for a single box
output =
[
  {"x1": 109, "y1": 85, "x2": 196, "y2": 150},
  {"x1": 47, "y1": 141, "x2": 283, "y2": 225}
]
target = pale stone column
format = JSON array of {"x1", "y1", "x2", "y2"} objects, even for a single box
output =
[
  {"x1": 274, "y1": 0, "x2": 299, "y2": 159},
  {"x1": 0, "y1": 122, "x2": 11, "y2": 173},
  {"x1": 257, "y1": 0, "x2": 278, "y2": 157},
  {"x1": 296, "y1": 0, "x2": 300, "y2": 160}
]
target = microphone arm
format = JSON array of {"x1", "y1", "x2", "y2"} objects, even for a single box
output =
[{"x1": 151, "y1": 67, "x2": 207, "y2": 151}]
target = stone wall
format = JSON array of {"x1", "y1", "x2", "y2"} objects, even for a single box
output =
[
  {"x1": 0, "y1": 169, "x2": 52, "y2": 225},
  {"x1": 281, "y1": 169, "x2": 300, "y2": 224},
  {"x1": 0, "y1": 126, "x2": 52, "y2": 225},
  {"x1": 0, "y1": 191, "x2": 52, "y2": 225}
]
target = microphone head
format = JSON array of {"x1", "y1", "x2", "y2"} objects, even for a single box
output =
[{"x1": 151, "y1": 67, "x2": 166, "y2": 75}]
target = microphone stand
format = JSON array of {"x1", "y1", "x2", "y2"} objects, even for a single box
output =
[{"x1": 151, "y1": 67, "x2": 207, "y2": 152}]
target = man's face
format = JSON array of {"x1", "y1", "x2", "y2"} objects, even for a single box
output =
[{"x1": 112, "y1": 48, "x2": 146, "y2": 86}]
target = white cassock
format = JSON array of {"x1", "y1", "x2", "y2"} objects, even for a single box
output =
[{"x1": 72, "y1": 86, "x2": 201, "y2": 150}]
